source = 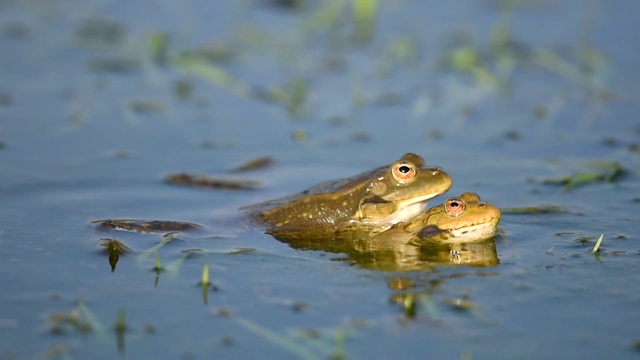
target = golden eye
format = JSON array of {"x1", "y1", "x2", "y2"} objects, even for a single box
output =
[
  {"x1": 444, "y1": 198, "x2": 465, "y2": 217},
  {"x1": 391, "y1": 161, "x2": 417, "y2": 183}
]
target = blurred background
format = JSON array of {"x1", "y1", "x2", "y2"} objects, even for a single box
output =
[{"x1": 1, "y1": 0, "x2": 639, "y2": 359}]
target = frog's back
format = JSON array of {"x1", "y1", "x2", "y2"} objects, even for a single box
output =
[{"x1": 240, "y1": 165, "x2": 386, "y2": 229}]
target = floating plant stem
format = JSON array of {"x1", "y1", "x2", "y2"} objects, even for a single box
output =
[
  {"x1": 137, "y1": 232, "x2": 180, "y2": 266},
  {"x1": 165, "y1": 249, "x2": 204, "y2": 275}
]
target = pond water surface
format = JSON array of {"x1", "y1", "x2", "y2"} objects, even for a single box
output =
[{"x1": 1, "y1": 0, "x2": 640, "y2": 359}]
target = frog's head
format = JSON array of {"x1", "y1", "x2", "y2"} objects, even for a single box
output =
[
  {"x1": 417, "y1": 192, "x2": 501, "y2": 243},
  {"x1": 356, "y1": 153, "x2": 452, "y2": 226}
]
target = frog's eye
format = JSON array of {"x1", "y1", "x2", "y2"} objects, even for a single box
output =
[
  {"x1": 444, "y1": 198, "x2": 465, "y2": 217},
  {"x1": 392, "y1": 161, "x2": 417, "y2": 183}
]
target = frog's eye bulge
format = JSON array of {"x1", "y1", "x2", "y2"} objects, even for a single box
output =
[
  {"x1": 391, "y1": 161, "x2": 417, "y2": 184},
  {"x1": 444, "y1": 198, "x2": 466, "y2": 217}
]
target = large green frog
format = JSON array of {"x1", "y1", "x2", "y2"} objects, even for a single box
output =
[
  {"x1": 406, "y1": 192, "x2": 501, "y2": 244},
  {"x1": 242, "y1": 153, "x2": 452, "y2": 234}
]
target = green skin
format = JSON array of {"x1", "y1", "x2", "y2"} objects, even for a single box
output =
[
  {"x1": 407, "y1": 192, "x2": 501, "y2": 244},
  {"x1": 243, "y1": 153, "x2": 452, "y2": 234}
]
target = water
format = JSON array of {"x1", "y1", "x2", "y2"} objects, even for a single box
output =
[{"x1": 1, "y1": 0, "x2": 639, "y2": 358}]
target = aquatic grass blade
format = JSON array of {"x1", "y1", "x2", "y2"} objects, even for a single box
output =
[
  {"x1": 202, "y1": 263, "x2": 210, "y2": 286},
  {"x1": 174, "y1": 55, "x2": 254, "y2": 99},
  {"x1": 592, "y1": 234, "x2": 604, "y2": 253},
  {"x1": 137, "y1": 233, "x2": 179, "y2": 267},
  {"x1": 77, "y1": 301, "x2": 108, "y2": 341},
  {"x1": 352, "y1": 0, "x2": 378, "y2": 42},
  {"x1": 235, "y1": 317, "x2": 319, "y2": 360}
]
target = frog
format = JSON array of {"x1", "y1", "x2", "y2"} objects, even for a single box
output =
[
  {"x1": 269, "y1": 192, "x2": 501, "y2": 270},
  {"x1": 406, "y1": 192, "x2": 501, "y2": 244},
  {"x1": 241, "y1": 153, "x2": 452, "y2": 235}
]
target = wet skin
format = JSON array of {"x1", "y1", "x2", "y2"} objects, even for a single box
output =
[
  {"x1": 242, "y1": 153, "x2": 452, "y2": 234},
  {"x1": 407, "y1": 192, "x2": 501, "y2": 244},
  {"x1": 269, "y1": 192, "x2": 501, "y2": 271}
]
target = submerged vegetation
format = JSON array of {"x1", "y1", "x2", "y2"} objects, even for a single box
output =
[
  {"x1": 543, "y1": 161, "x2": 625, "y2": 190},
  {"x1": 500, "y1": 205, "x2": 567, "y2": 214},
  {"x1": 92, "y1": 219, "x2": 204, "y2": 233},
  {"x1": 165, "y1": 173, "x2": 261, "y2": 190},
  {"x1": 45, "y1": 299, "x2": 146, "y2": 355}
]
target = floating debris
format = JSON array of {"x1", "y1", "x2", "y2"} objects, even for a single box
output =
[
  {"x1": 0, "y1": 90, "x2": 12, "y2": 106},
  {"x1": 212, "y1": 307, "x2": 233, "y2": 317},
  {"x1": 229, "y1": 156, "x2": 274, "y2": 173},
  {"x1": 291, "y1": 129, "x2": 309, "y2": 143},
  {"x1": 543, "y1": 162, "x2": 625, "y2": 190},
  {"x1": 574, "y1": 236, "x2": 597, "y2": 244},
  {"x1": 500, "y1": 205, "x2": 567, "y2": 214},
  {"x1": 75, "y1": 17, "x2": 126, "y2": 47},
  {"x1": 2, "y1": 22, "x2": 31, "y2": 40},
  {"x1": 92, "y1": 219, "x2": 204, "y2": 233},
  {"x1": 173, "y1": 79, "x2": 194, "y2": 100},
  {"x1": 443, "y1": 298, "x2": 476, "y2": 312},
  {"x1": 98, "y1": 238, "x2": 133, "y2": 272},
  {"x1": 129, "y1": 99, "x2": 166, "y2": 114},
  {"x1": 87, "y1": 57, "x2": 140, "y2": 73},
  {"x1": 165, "y1": 173, "x2": 261, "y2": 190},
  {"x1": 269, "y1": 0, "x2": 305, "y2": 10}
]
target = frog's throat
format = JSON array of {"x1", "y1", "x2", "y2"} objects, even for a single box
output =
[
  {"x1": 358, "y1": 199, "x2": 429, "y2": 225},
  {"x1": 441, "y1": 221, "x2": 498, "y2": 243}
]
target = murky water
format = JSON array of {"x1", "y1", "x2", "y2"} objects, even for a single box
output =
[{"x1": 1, "y1": 0, "x2": 639, "y2": 358}]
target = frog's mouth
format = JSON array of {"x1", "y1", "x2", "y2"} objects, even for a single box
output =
[{"x1": 441, "y1": 220, "x2": 500, "y2": 243}]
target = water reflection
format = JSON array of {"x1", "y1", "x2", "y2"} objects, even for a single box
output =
[{"x1": 268, "y1": 230, "x2": 499, "y2": 272}]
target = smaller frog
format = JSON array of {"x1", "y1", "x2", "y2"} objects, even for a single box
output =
[{"x1": 408, "y1": 192, "x2": 501, "y2": 244}]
